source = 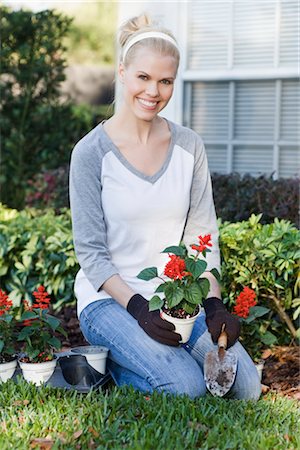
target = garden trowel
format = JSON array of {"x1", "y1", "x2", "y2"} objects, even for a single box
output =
[{"x1": 204, "y1": 324, "x2": 237, "y2": 397}]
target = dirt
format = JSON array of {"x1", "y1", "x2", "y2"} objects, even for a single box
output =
[
  {"x1": 261, "y1": 346, "x2": 300, "y2": 400},
  {"x1": 55, "y1": 305, "x2": 300, "y2": 399}
]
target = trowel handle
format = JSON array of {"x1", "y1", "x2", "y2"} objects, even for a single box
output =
[{"x1": 218, "y1": 323, "x2": 227, "y2": 349}]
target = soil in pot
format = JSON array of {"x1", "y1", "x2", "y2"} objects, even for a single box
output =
[
  {"x1": 162, "y1": 304, "x2": 200, "y2": 319},
  {"x1": 161, "y1": 305, "x2": 201, "y2": 344}
]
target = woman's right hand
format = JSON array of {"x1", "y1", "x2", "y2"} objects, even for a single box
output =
[{"x1": 127, "y1": 294, "x2": 181, "y2": 346}]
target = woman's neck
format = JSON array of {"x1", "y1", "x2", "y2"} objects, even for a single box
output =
[{"x1": 106, "y1": 107, "x2": 164, "y2": 145}]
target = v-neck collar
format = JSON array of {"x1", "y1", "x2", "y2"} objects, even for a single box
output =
[{"x1": 99, "y1": 118, "x2": 176, "y2": 184}]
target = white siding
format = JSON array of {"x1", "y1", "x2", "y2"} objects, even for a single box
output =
[
  {"x1": 280, "y1": 1, "x2": 299, "y2": 66},
  {"x1": 233, "y1": 1, "x2": 275, "y2": 68},
  {"x1": 188, "y1": 1, "x2": 230, "y2": 70}
]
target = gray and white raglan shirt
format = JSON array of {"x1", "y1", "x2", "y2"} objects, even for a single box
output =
[{"x1": 69, "y1": 119, "x2": 221, "y2": 317}]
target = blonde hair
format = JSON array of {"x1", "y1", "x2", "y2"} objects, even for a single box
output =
[{"x1": 118, "y1": 14, "x2": 180, "y2": 68}]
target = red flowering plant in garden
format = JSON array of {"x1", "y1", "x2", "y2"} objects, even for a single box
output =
[
  {"x1": 0, "y1": 290, "x2": 18, "y2": 363},
  {"x1": 137, "y1": 234, "x2": 220, "y2": 319},
  {"x1": 18, "y1": 286, "x2": 66, "y2": 363}
]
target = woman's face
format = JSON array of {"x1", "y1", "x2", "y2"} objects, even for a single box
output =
[{"x1": 119, "y1": 47, "x2": 178, "y2": 121}]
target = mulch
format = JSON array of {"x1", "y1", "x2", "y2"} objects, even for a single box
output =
[{"x1": 56, "y1": 304, "x2": 300, "y2": 400}]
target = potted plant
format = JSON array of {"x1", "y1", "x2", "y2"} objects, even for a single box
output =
[
  {"x1": 137, "y1": 234, "x2": 220, "y2": 343},
  {"x1": 18, "y1": 286, "x2": 67, "y2": 385},
  {"x1": 0, "y1": 289, "x2": 18, "y2": 382}
]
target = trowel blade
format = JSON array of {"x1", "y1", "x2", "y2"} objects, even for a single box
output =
[{"x1": 204, "y1": 349, "x2": 237, "y2": 397}]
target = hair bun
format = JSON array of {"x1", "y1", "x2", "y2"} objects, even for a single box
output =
[{"x1": 118, "y1": 14, "x2": 154, "y2": 48}]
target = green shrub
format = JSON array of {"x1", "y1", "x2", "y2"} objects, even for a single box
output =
[
  {"x1": 0, "y1": 204, "x2": 77, "y2": 309},
  {"x1": 212, "y1": 173, "x2": 300, "y2": 228},
  {"x1": 0, "y1": 205, "x2": 299, "y2": 358},
  {"x1": 220, "y1": 214, "x2": 300, "y2": 358},
  {"x1": 0, "y1": 7, "x2": 100, "y2": 210},
  {"x1": 24, "y1": 105, "x2": 113, "y2": 211}
]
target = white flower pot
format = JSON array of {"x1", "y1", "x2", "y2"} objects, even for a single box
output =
[
  {"x1": 161, "y1": 308, "x2": 201, "y2": 344},
  {"x1": 255, "y1": 362, "x2": 264, "y2": 381},
  {"x1": 0, "y1": 359, "x2": 17, "y2": 382},
  {"x1": 71, "y1": 346, "x2": 109, "y2": 374},
  {"x1": 19, "y1": 358, "x2": 57, "y2": 386}
]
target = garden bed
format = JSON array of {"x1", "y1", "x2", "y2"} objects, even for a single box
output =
[{"x1": 57, "y1": 304, "x2": 300, "y2": 400}]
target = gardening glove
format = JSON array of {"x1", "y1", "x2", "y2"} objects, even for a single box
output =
[
  {"x1": 203, "y1": 297, "x2": 240, "y2": 348},
  {"x1": 127, "y1": 294, "x2": 181, "y2": 347}
]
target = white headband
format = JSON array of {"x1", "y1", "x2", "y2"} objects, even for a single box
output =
[{"x1": 122, "y1": 31, "x2": 179, "y2": 61}]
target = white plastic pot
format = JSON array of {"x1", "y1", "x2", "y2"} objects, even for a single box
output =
[
  {"x1": 0, "y1": 359, "x2": 17, "y2": 382},
  {"x1": 71, "y1": 346, "x2": 109, "y2": 374},
  {"x1": 160, "y1": 308, "x2": 201, "y2": 344},
  {"x1": 255, "y1": 361, "x2": 264, "y2": 381},
  {"x1": 19, "y1": 358, "x2": 57, "y2": 386}
]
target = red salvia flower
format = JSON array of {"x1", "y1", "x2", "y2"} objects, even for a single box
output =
[
  {"x1": 0, "y1": 289, "x2": 13, "y2": 316},
  {"x1": 191, "y1": 234, "x2": 212, "y2": 253},
  {"x1": 191, "y1": 243, "x2": 207, "y2": 253},
  {"x1": 234, "y1": 287, "x2": 257, "y2": 318},
  {"x1": 32, "y1": 286, "x2": 51, "y2": 310},
  {"x1": 164, "y1": 254, "x2": 187, "y2": 280}
]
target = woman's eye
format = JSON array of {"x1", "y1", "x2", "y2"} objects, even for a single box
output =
[
  {"x1": 138, "y1": 75, "x2": 148, "y2": 80},
  {"x1": 161, "y1": 79, "x2": 172, "y2": 85}
]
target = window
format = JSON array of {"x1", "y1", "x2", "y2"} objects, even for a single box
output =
[{"x1": 183, "y1": 0, "x2": 299, "y2": 178}]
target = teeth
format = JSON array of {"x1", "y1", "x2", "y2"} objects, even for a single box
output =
[{"x1": 138, "y1": 99, "x2": 157, "y2": 107}]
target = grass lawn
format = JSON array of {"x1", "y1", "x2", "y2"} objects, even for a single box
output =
[{"x1": 0, "y1": 378, "x2": 299, "y2": 450}]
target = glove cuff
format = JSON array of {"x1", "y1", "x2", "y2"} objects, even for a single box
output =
[
  {"x1": 127, "y1": 294, "x2": 147, "y2": 320},
  {"x1": 203, "y1": 297, "x2": 225, "y2": 316}
]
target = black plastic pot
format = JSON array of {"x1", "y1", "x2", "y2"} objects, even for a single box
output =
[{"x1": 59, "y1": 354, "x2": 104, "y2": 387}]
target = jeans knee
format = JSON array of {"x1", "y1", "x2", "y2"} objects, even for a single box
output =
[
  {"x1": 234, "y1": 374, "x2": 262, "y2": 400},
  {"x1": 156, "y1": 367, "x2": 206, "y2": 399}
]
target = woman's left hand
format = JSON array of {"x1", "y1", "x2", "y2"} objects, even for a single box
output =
[{"x1": 203, "y1": 297, "x2": 241, "y2": 348}]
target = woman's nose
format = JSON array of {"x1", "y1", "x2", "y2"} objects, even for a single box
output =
[{"x1": 145, "y1": 82, "x2": 159, "y2": 97}]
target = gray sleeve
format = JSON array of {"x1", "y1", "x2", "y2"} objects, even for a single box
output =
[
  {"x1": 69, "y1": 140, "x2": 118, "y2": 291},
  {"x1": 182, "y1": 135, "x2": 221, "y2": 272}
]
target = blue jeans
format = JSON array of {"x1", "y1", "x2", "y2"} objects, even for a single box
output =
[{"x1": 80, "y1": 299, "x2": 261, "y2": 400}]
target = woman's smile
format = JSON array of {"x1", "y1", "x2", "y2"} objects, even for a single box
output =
[{"x1": 137, "y1": 98, "x2": 159, "y2": 110}]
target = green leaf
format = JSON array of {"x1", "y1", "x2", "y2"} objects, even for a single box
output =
[
  {"x1": 0, "y1": 340, "x2": 4, "y2": 353},
  {"x1": 181, "y1": 301, "x2": 196, "y2": 315},
  {"x1": 168, "y1": 288, "x2": 185, "y2": 309},
  {"x1": 210, "y1": 268, "x2": 221, "y2": 283},
  {"x1": 261, "y1": 331, "x2": 278, "y2": 346},
  {"x1": 149, "y1": 295, "x2": 164, "y2": 312},
  {"x1": 44, "y1": 315, "x2": 60, "y2": 331},
  {"x1": 48, "y1": 336, "x2": 61, "y2": 349},
  {"x1": 137, "y1": 267, "x2": 158, "y2": 281},
  {"x1": 17, "y1": 326, "x2": 34, "y2": 341},
  {"x1": 154, "y1": 284, "x2": 165, "y2": 293},
  {"x1": 161, "y1": 246, "x2": 185, "y2": 257},
  {"x1": 20, "y1": 310, "x2": 37, "y2": 321},
  {"x1": 185, "y1": 282, "x2": 202, "y2": 305},
  {"x1": 199, "y1": 278, "x2": 210, "y2": 299},
  {"x1": 185, "y1": 259, "x2": 207, "y2": 279},
  {"x1": 244, "y1": 306, "x2": 270, "y2": 323}
]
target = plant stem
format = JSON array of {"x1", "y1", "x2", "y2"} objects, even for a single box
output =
[{"x1": 261, "y1": 293, "x2": 297, "y2": 339}]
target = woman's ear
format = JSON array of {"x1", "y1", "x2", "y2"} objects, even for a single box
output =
[{"x1": 118, "y1": 63, "x2": 125, "y2": 83}]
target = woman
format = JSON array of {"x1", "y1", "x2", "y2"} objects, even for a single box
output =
[{"x1": 69, "y1": 14, "x2": 261, "y2": 399}]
